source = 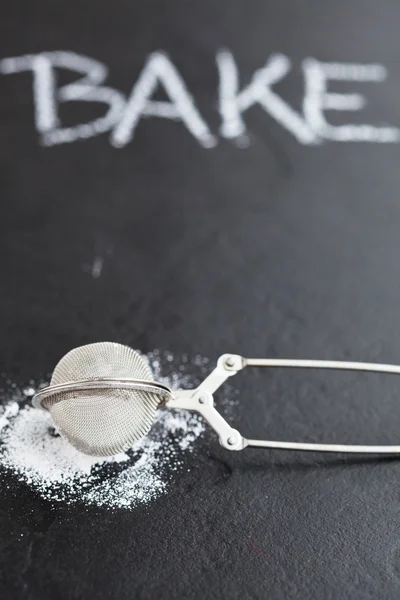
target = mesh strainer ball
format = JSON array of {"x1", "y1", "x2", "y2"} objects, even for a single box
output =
[{"x1": 34, "y1": 342, "x2": 171, "y2": 456}]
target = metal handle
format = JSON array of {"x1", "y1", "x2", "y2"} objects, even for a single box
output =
[
  {"x1": 235, "y1": 355, "x2": 400, "y2": 453},
  {"x1": 170, "y1": 353, "x2": 400, "y2": 454}
]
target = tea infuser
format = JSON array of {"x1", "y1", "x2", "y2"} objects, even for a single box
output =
[{"x1": 33, "y1": 341, "x2": 400, "y2": 457}]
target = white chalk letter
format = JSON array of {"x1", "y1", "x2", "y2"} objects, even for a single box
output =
[
  {"x1": 0, "y1": 51, "x2": 126, "y2": 145},
  {"x1": 303, "y1": 59, "x2": 400, "y2": 142},
  {"x1": 217, "y1": 50, "x2": 318, "y2": 144},
  {"x1": 111, "y1": 52, "x2": 216, "y2": 148}
]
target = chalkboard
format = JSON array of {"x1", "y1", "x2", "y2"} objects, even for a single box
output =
[{"x1": 1, "y1": 1, "x2": 400, "y2": 598}]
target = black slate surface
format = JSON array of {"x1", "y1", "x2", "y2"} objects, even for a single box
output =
[{"x1": 1, "y1": 1, "x2": 400, "y2": 598}]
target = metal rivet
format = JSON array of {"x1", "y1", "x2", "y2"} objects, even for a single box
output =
[
  {"x1": 225, "y1": 357, "x2": 235, "y2": 367},
  {"x1": 227, "y1": 436, "x2": 236, "y2": 445},
  {"x1": 198, "y1": 396, "x2": 206, "y2": 404}
]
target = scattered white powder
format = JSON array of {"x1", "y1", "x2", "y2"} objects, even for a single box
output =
[
  {"x1": 0, "y1": 402, "x2": 19, "y2": 432},
  {"x1": 0, "y1": 351, "x2": 234, "y2": 509}
]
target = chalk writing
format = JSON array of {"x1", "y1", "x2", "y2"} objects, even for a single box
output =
[{"x1": 1, "y1": 50, "x2": 398, "y2": 147}]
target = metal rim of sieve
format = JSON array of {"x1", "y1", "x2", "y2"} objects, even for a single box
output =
[{"x1": 33, "y1": 378, "x2": 172, "y2": 410}]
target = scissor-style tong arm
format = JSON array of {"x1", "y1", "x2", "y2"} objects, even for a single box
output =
[{"x1": 167, "y1": 354, "x2": 400, "y2": 454}]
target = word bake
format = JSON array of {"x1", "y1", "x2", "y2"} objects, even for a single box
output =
[{"x1": 1, "y1": 50, "x2": 399, "y2": 148}]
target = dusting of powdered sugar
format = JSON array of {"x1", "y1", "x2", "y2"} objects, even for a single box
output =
[{"x1": 0, "y1": 351, "x2": 237, "y2": 509}]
